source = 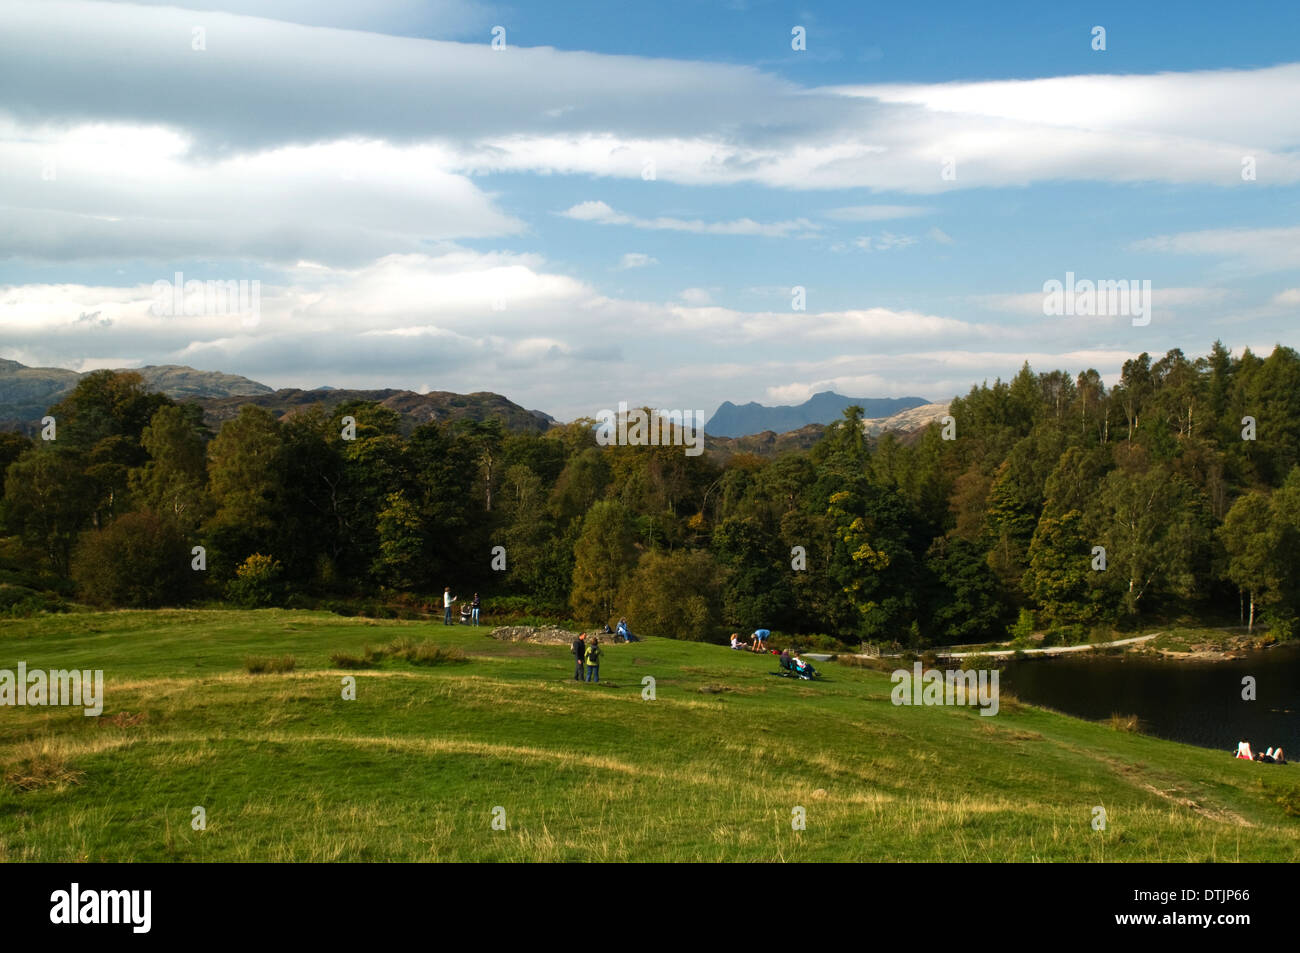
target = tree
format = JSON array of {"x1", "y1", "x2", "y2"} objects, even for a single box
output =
[
  {"x1": 569, "y1": 500, "x2": 637, "y2": 624},
  {"x1": 3, "y1": 448, "x2": 95, "y2": 574},
  {"x1": 622, "y1": 548, "x2": 726, "y2": 640},
  {"x1": 1023, "y1": 510, "x2": 1104, "y2": 626},
  {"x1": 71, "y1": 511, "x2": 191, "y2": 607},
  {"x1": 204, "y1": 406, "x2": 283, "y2": 574},
  {"x1": 924, "y1": 535, "x2": 1013, "y2": 643},
  {"x1": 1218, "y1": 492, "x2": 1281, "y2": 633},
  {"x1": 47, "y1": 370, "x2": 171, "y2": 458},
  {"x1": 712, "y1": 515, "x2": 792, "y2": 629},
  {"x1": 372, "y1": 490, "x2": 425, "y2": 589},
  {"x1": 131, "y1": 403, "x2": 211, "y2": 531}
]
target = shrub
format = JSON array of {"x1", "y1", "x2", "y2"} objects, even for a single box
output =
[
  {"x1": 70, "y1": 511, "x2": 192, "y2": 608},
  {"x1": 1008, "y1": 608, "x2": 1035, "y2": 642},
  {"x1": 330, "y1": 648, "x2": 380, "y2": 669},
  {"x1": 410, "y1": 643, "x2": 466, "y2": 665},
  {"x1": 1109, "y1": 713, "x2": 1140, "y2": 733},
  {"x1": 244, "y1": 654, "x2": 296, "y2": 674},
  {"x1": 227, "y1": 554, "x2": 283, "y2": 608}
]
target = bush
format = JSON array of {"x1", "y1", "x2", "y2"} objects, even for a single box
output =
[
  {"x1": 0, "y1": 585, "x2": 67, "y2": 617},
  {"x1": 1109, "y1": 713, "x2": 1140, "y2": 733},
  {"x1": 330, "y1": 648, "x2": 381, "y2": 669},
  {"x1": 329, "y1": 639, "x2": 466, "y2": 669},
  {"x1": 227, "y1": 554, "x2": 283, "y2": 608},
  {"x1": 71, "y1": 511, "x2": 192, "y2": 608},
  {"x1": 1008, "y1": 608, "x2": 1035, "y2": 642},
  {"x1": 244, "y1": 655, "x2": 296, "y2": 674}
]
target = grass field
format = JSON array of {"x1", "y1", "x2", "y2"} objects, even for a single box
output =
[{"x1": 1, "y1": 609, "x2": 1298, "y2": 862}]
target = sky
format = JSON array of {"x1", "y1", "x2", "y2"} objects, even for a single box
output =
[{"x1": 1, "y1": 0, "x2": 1298, "y2": 421}]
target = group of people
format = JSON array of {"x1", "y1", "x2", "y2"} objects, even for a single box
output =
[
  {"x1": 729, "y1": 628, "x2": 770, "y2": 652},
  {"x1": 571, "y1": 633, "x2": 603, "y2": 682},
  {"x1": 568, "y1": 618, "x2": 639, "y2": 683},
  {"x1": 440, "y1": 588, "x2": 481, "y2": 626},
  {"x1": 1236, "y1": 741, "x2": 1287, "y2": 763},
  {"x1": 592, "y1": 618, "x2": 637, "y2": 642}
]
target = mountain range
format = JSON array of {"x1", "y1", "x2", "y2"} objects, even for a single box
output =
[
  {"x1": 0, "y1": 360, "x2": 553, "y2": 435},
  {"x1": 705, "y1": 391, "x2": 930, "y2": 437},
  {"x1": 0, "y1": 360, "x2": 945, "y2": 444}
]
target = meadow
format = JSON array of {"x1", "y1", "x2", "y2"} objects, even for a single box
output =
[{"x1": 1, "y1": 609, "x2": 1297, "y2": 862}]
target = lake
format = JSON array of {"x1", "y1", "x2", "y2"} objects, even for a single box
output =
[{"x1": 999, "y1": 643, "x2": 1300, "y2": 754}]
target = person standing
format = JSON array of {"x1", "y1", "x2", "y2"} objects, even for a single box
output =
[
  {"x1": 443, "y1": 587, "x2": 456, "y2": 626},
  {"x1": 584, "y1": 637, "x2": 602, "y2": 683},
  {"x1": 572, "y1": 633, "x2": 587, "y2": 681},
  {"x1": 471, "y1": 593, "x2": 481, "y2": 626}
]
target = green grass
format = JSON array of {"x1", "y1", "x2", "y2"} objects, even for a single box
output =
[{"x1": 0, "y1": 609, "x2": 1297, "y2": 862}]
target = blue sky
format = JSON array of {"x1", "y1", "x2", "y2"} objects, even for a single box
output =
[{"x1": 1, "y1": 0, "x2": 1298, "y2": 420}]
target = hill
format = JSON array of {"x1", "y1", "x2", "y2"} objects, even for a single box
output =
[
  {"x1": 1, "y1": 608, "x2": 1296, "y2": 861},
  {"x1": 195, "y1": 388, "x2": 554, "y2": 434},
  {"x1": 862, "y1": 401, "x2": 952, "y2": 436},
  {"x1": 0, "y1": 360, "x2": 554, "y2": 435},
  {"x1": 707, "y1": 392, "x2": 929, "y2": 438},
  {"x1": 0, "y1": 360, "x2": 271, "y2": 431}
]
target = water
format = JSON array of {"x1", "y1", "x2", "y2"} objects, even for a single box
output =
[{"x1": 999, "y1": 643, "x2": 1300, "y2": 753}]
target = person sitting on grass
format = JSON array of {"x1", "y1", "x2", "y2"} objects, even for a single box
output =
[
  {"x1": 584, "y1": 637, "x2": 602, "y2": 683},
  {"x1": 459, "y1": 602, "x2": 472, "y2": 624},
  {"x1": 730, "y1": 633, "x2": 745, "y2": 650}
]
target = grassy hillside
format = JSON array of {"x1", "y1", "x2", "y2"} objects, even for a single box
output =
[{"x1": 1, "y1": 610, "x2": 1297, "y2": 862}]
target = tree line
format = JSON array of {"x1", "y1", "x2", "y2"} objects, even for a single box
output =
[{"x1": 3, "y1": 341, "x2": 1299, "y2": 646}]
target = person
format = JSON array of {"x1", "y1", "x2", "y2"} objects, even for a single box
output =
[
  {"x1": 572, "y1": 633, "x2": 587, "y2": 681},
  {"x1": 602, "y1": 623, "x2": 613, "y2": 635},
  {"x1": 443, "y1": 587, "x2": 456, "y2": 626},
  {"x1": 1235, "y1": 741, "x2": 1255, "y2": 760},
  {"x1": 751, "y1": 628, "x2": 771, "y2": 652},
  {"x1": 729, "y1": 633, "x2": 745, "y2": 650},
  {"x1": 617, "y1": 618, "x2": 635, "y2": 643},
  {"x1": 459, "y1": 602, "x2": 471, "y2": 624},
  {"x1": 471, "y1": 593, "x2": 481, "y2": 627},
  {"x1": 790, "y1": 652, "x2": 816, "y2": 678},
  {"x1": 584, "y1": 637, "x2": 602, "y2": 683},
  {"x1": 779, "y1": 647, "x2": 792, "y2": 669}
]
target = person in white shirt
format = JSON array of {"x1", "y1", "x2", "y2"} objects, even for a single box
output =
[{"x1": 443, "y1": 587, "x2": 456, "y2": 626}]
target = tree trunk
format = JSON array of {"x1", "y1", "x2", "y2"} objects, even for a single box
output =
[{"x1": 1248, "y1": 593, "x2": 1255, "y2": 634}]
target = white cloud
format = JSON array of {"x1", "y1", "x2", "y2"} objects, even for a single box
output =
[
  {"x1": 0, "y1": 124, "x2": 522, "y2": 264},
  {"x1": 5, "y1": 1, "x2": 1296, "y2": 197},
  {"x1": 854, "y1": 232, "x2": 917, "y2": 251},
  {"x1": 560, "y1": 201, "x2": 819, "y2": 238},
  {"x1": 618, "y1": 253, "x2": 658, "y2": 269},
  {"x1": 825, "y1": 205, "x2": 931, "y2": 221},
  {"x1": 1132, "y1": 226, "x2": 1300, "y2": 274}
]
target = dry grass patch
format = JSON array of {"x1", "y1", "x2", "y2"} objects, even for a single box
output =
[{"x1": 3, "y1": 739, "x2": 85, "y2": 792}]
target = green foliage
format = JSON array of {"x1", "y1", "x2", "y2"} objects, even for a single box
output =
[
  {"x1": 621, "y1": 548, "x2": 726, "y2": 641},
  {"x1": 70, "y1": 510, "x2": 192, "y2": 607},
  {"x1": 569, "y1": 500, "x2": 636, "y2": 624},
  {"x1": 227, "y1": 554, "x2": 283, "y2": 608}
]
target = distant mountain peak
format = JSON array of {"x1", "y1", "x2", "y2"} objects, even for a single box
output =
[{"x1": 705, "y1": 392, "x2": 930, "y2": 438}]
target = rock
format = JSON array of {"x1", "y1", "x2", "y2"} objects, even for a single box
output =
[{"x1": 488, "y1": 625, "x2": 580, "y2": 645}]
